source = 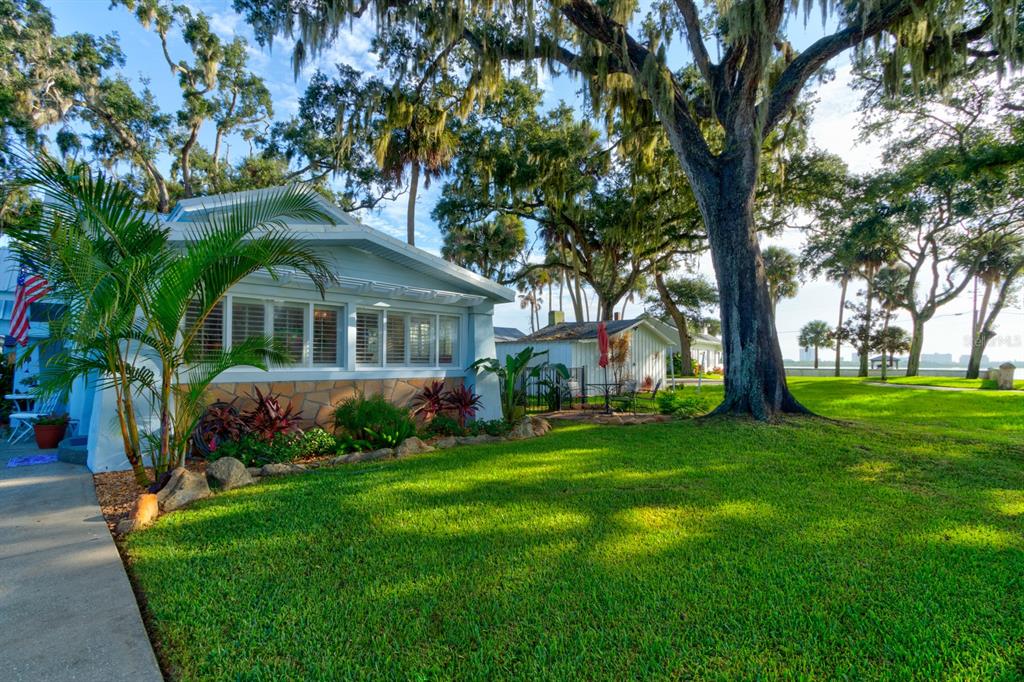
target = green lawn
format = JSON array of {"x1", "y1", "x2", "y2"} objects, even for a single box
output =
[
  {"x1": 884, "y1": 375, "x2": 1024, "y2": 391},
  {"x1": 128, "y1": 378, "x2": 1024, "y2": 680}
]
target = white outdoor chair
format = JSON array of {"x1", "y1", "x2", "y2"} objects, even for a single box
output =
[{"x1": 7, "y1": 394, "x2": 61, "y2": 445}]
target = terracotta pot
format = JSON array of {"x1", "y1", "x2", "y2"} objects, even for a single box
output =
[{"x1": 33, "y1": 423, "x2": 68, "y2": 450}]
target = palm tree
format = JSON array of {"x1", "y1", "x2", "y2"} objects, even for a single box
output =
[
  {"x1": 761, "y1": 246, "x2": 800, "y2": 317},
  {"x1": 375, "y1": 97, "x2": 456, "y2": 246},
  {"x1": 798, "y1": 321, "x2": 833, "y2": 369},
  {"x1": 11, "y1": 154, "x2": 335, "y2": 479}
]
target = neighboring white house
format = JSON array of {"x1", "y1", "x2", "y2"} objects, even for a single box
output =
[
  {"x1": 495, "y1": 315, "x2": 675, "y2": 387},
  {"x1": 632, "y1": 316, "x2": 724, "y2": 372},
  {"x1": 7, "y1": 188, "x2": 514, "y2": 472}
]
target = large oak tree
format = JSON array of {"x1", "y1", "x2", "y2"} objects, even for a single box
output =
[{"x1": 236, "y1": 0, "x2": 1017, "y2": 418}]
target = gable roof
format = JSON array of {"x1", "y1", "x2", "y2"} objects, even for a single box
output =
[
  {"x1": 494, "y1": 327, "x2": 525, "y2": 341},
  {"x1": 505, "y1": 316, "x2": 674, "y2": 345},
  {"x1": 163, "y1": 187, "x2": 515, "y2": 304}
]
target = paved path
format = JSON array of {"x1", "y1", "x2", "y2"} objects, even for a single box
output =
[{"x1": 0, "y1": 442, "x2": 162, "y2": 682}]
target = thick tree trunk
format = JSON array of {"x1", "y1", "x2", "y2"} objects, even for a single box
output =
[
  {"x1": 406, "y1": 162, "x2": 420, "y2": 246},
  {"x1": 834, "y1": 276, "x2": 848, "y2": 377},
  {"x1": 695, "y1": 161, "x2": 807, "y2": 418},
  {"x1": 906, "y1": 314, "x2": 926, "y2": 376}
]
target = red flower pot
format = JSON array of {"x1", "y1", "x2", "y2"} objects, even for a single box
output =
[{"x1": 33, "y1": 423, "x2": 68, "y2": 450}]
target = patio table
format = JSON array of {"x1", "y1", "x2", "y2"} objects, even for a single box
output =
[{"x1": 4, "y1": 393, "x2": 35, "y2": 412}]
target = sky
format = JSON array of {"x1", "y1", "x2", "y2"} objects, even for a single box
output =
[{"x1": 45, "y1": 0, "x2": 1024, "y2": 364}]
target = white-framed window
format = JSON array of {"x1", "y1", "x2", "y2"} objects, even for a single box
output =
[
  {"x1": 356, "y1": 309, "x2": 382, "y2": 366},
  {"x1": 408, "y1": 314, "x2": 434, "y2": 365},
  {"x1": 312, "y1": 305, "x2": 343, "y2": 366},
  {"x1": 184, "y1": 300, "x2": 224, "y2": 359},
  {"x1": 385, "y1": 311, "x2": 406, "y2": 365},
  {"x1": 232, "y1": 298, "x2": 266, "y2": 348},
  {"x1": 438, "y1": 315, "x2": 459, "y2": 366},
  {"x1": 273, "y1": 302, "x2": 307, "y2": 364}
]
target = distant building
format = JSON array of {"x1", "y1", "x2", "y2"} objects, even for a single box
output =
[
  {"x1": 799, "y1": 346, "x2": 816, "y2": 363},
  {"x1": 494, "y1": 327, "x2": 526, "y2": 343},
  {"x1": 919, "y1": 353, "x2": 954, "y2": 366},
  {"x1": 959, "y1": 354, "x2": 989, "y2": 367}
]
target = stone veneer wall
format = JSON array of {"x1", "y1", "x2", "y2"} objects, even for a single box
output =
[{"x1": 204, "y1": 377, "x2": 464, "y2": 428}]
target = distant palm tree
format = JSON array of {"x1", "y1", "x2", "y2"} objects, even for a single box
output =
[
  {"x1": 375, "y1": 99, "x2": 456, "y2": 246},
  {"x1": 762, "y1": 246, "x2": 800, "y2": 316},
  {"x1": 11, "y1": 155, "x2": 335, "y2": 479},
  {"x1": 798, "y1": 320, "x2": 833, "y2": 369}
]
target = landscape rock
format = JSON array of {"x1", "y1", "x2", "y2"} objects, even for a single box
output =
[
  {"x1": 340, "y1": 448, "x2": 395, "y2": 463},
  {"x1": 395, "y1": 437, "x2": 434, "y2": 458},
  {"x1": 508, "y1": 418, "x2": 535, "y2": 440},
  {"x1": 130, "y1": 493, "x2": 159, "y2": 529},
  {"x1": 246, "y1": 467, "x2": 262, "y2": 477},
  {"x1": 157, "y1": 467, "x2": 212, "y2": 512},
  {"x1": 529, "y1": 416, "x2": 551, "y2": 436},
  {"x1": 434, "y1": 437, "x2": 458, "y2": 449},
  {"x1": 206, "y1": 457, "x2": 253, "y2": 490},
  {"x1": 115, "y1": 519, "x2": 136, "y2": 534},
  {"x1": 260, "y1": 462, "x2": 306, "y2": 476},
  {"x1": 455, "y1": 434, "x2": 502, "y2": 445}
]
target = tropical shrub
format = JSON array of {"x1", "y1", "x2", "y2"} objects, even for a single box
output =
[
  {"x1": 245, "y1": 387, "x2": 302, "y2": 440},
  {"x1": 467, "y1": 418, "x2": 512, "y2": 437},
  {"x1": 470, "y1": 347, "x2": 568, "y2": 421},
  {"x1": 657, "y1": 391, "x2": 712, "y2": 417},
  {"x1": 412, "y1": 380, "x2": 447, "y2": 421},
  {"x1": 193, "y1": 401, "x2": 247, "y2": 456},
  {"x1": 335, "y1": 433, "x2": 374, "y2": 454},
  {"x1": 444, "y1": 385, "x2": 483, "y2": 427},
  {"x1": 210, "y1": 432, "x2": 303, "y2": 467},
  {"x1": 425, "y1": 413, "x2": 465, "y2": 437},
  {"x1": 299, "y1": 428, "x2": 337, "y2": 457},
  {"x1": 334, "y1": 394, "x2": 417, "y2": 449}
]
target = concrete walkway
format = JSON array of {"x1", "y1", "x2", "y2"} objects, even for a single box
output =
[{"x1": 0, "y1": 442, "x2": 162, "y2": 681}]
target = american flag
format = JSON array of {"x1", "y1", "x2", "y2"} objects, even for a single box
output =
[{"x1": 9, "y1": 265, "x2": 49, "y2": 347}]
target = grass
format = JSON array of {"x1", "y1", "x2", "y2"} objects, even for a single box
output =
[
  {"x1": 884, "y1": 375, "x2": 1024, "y2": 391},
  {"x1": 127, "y1": 378, "x2": 1024, "y2": 680}
]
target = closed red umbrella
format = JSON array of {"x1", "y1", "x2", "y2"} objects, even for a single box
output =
[{"x1": 597, "y1": 321, "x2": 609, "y2": 369}]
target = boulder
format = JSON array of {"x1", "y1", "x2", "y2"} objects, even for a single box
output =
[
  {"x1": 342, "y1": 446, "x2": 393, "y2": 462},
  {"x1": 130, "y1": 493, "x2": 159, "y2": 529},
  {"x1": 455, "y1": 434, "x2": 502, "y2": 445},
  {"x1": 260, "y1": 462, "x2": 306, "y2": 476},
  {"x1": 206, "y1": 457, "x2": 253, "y2": 490},
  {"x1": 508, "y1": 418, "x2": 535, "y2": 440},
  {"x1": 115, "y1": 519, "x2": 136, "y2": 535},
  {"x1": 529, "y1": 416, "x2": 551, "y2": 436},
  {"x1": 434, "y1": 437, "x2": 458, "y2": 449},
  {"x1": 246, "y1": 467, "x2": 262, "y2": 477},
  {"x1": 157, "y1": 467, "x2": 212, "y2": 512},
  {"x1": 395, "y1": 437, "x2": 434, "y2": 458}
]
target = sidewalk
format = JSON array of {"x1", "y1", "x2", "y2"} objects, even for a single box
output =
[{"x1": 0, "y1": 441, "x2": 162, "y2": 682}]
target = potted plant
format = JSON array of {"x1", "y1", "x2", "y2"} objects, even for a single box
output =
[{"x1": 33, "y1": 414, "x2": 70, "y2": 449}]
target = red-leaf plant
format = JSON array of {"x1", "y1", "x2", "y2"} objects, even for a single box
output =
[
  {"x1": 444, "y1": 385, "x2": 483, "y2": 428},
  {"x1": 194, "y1": 400, "x2": 248, "y2": 455},
  {"x1": 244, "y1": 387, "x2": 302, "y2": 440},
  {"x1": 412, "y1": 380, "x2": 448, "y2": 421}
]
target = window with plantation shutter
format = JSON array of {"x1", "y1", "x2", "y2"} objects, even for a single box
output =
[
  {"x1": 408, "y1": 315, "x2": 433, "y2": 365},
  {"x1": 356, "y1": 309, "x2": 381, "y2": 365},
  {"x1": 438, "y1": 315, "x2": 458, "y2": 365},
  {"x1": 273, "y1": 303, "x2": 306, "y2": 364},
  {"x1": 232, "y1": 299, "x2": 266, "y2": 348},
  {"x1": 386, "y1": 312, "x2": 406, "y2": 364},
  {"x1": 313, "y1": 306, "x2": 341, "y2": 365},
  {"x1": 184, "y1": 300, "x2": 223, "y2": 360}
]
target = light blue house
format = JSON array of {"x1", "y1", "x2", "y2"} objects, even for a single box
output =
[{"x1": 8, "y1": 188, "x2": 514, "y2": 472}]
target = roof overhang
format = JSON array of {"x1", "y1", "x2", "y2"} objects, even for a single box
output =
[{"x1": 162, "y1": 189, "x2": 515, "y2": 304}]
